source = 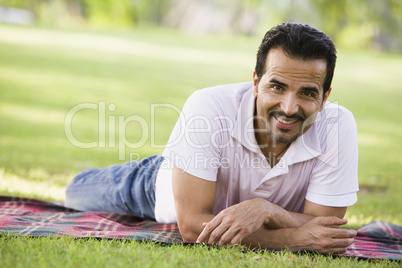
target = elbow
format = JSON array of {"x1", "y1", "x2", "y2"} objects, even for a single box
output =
[
  {"x1": 182, "y1": 232, "x2": 198, "y2": 243},
  {"x1": 177, "y1": 220, "x2": 201, "y2": 243},
  {"x1": 179, "y1": 226, "x2": 200, "y2": 243}
]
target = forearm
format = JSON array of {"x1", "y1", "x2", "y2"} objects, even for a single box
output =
[
  {"x1": 194, "y1": 198, "x2": 315, "y2": 245},
  {"x1": 260, "y1": 199, "x2": 315, "y2": 228},
  {"x1": 271, "y1": 210, "x2": 315, "y2": 228},
  {"x1": 243, "y1": 217, "x2": 357, "y2": 254},
  {"x1": 242, "y1": 226, "x2": 299, "y2": 250},
  {"x1": 191, "y1": 212, "x2": 311, "y2": 246}
]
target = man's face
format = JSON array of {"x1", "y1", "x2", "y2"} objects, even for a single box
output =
[{"x1": 253, "y1": 47, "x2": 331, "y2": 146}]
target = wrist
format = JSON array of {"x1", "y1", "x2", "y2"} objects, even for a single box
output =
[
  {"x1": 254, "y1": 198, "x2": 272, "y2": 226},
  {"x1": 262, "y1": 211, "x2": 272, "y2": 227},
  {"x1": 284, "y1": 227, "x2": 302, "y2": 251}
]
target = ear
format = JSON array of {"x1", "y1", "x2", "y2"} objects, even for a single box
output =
[
  {"x1": 253, "y1": 71, "x2": 258, "y2": 97},
  {"x1": 320, "y1": 87, "x2": 332, "y2": 111}
]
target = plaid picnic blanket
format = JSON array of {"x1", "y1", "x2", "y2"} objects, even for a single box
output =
[
  {"x1": 0, "y1": 195, "x2": 182, "y2": 244},
  {"x1": 0, "y1": 195, "x2": 401, "y2": 261}
]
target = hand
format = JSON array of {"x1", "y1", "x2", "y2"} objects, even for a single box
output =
[
  {"x1": 293, "y1": 216, "x2": 357, "y2": 254},
  {"x1": 196, "y1": 198, "x2": 269, "y2": 246}
]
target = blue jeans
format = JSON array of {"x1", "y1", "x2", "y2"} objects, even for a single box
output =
[{"x1": 65, "y1": 154, "x2": 164, "y2": 220}]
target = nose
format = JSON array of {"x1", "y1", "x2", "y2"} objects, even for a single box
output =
[{"x1": 280, "y1": 93, "x2": 299, "y2": 116}]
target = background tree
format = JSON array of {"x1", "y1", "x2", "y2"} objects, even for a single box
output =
[{"x1": 1, "y1": 0, "x2": 400, "y2": 51}]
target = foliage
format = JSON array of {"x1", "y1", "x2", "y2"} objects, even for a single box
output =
[
  {"x1": 1, "y1": 0, "x2": 401, "y2": 50},
  {"x1": 84, "y1": 0, "x2": 135, "y2": 27},
  {"x1": 309, "y1": 0, "x2": 402, "y2": 50}
]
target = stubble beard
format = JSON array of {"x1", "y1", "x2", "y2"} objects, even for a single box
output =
[{"x1": 267, "y1": 127, "x2": 300, "y2": 147}]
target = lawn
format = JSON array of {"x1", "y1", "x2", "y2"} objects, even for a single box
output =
[{"x1": 0, "y1": 23, "x2": 401, "y2": 267}]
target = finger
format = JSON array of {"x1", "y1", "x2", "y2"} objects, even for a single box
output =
[
  {"x1": 322, "y1": 247, "x2": 349, "y2": 254},
  {"x1": 197, "y1": 219, "x2": 221, "y2": 243},
  {"x1": 331, "y1": 237, "x2": 355, "y2": 248},
  {"x1": 208, "y1": 223, "x2": 231, "y2": 245},
  {"x1": 328, "y1": 217, "x2": 347, "y2": 227},
  {"x1": 197, "y1": 227, "x2": 210, "y2": 243},
  {"x1": 333, "y1": 248, "x2": 348, "y2": 254},
  {"x1": 315, "y1": 216, "x2": 348, "y2": 227},
  {"x1": 329, "y1": 238, "x2": 354, "y2": 254},
  {"x1": 196, "y1": 222, "x2": 211, "y2": 243},
  {"x1": 228, "y1": 230, "x2": 248, "y2": 246},
  {"x1": 317, "y1": 238, "x2": 354, "y2": 254},
  {"x1": 227, "y1": 224, "x2": 255, "y2": 246},
  {"x1": 217, "y1": 226, "x2": 240, "y2": 246},
  {"x1": 332, "y1": 229, "x2": 357, "y2": 239}
]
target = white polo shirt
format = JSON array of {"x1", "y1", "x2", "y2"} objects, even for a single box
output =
[{"x1": 155, "y1": 82, "x2": 359, "y2": 223}]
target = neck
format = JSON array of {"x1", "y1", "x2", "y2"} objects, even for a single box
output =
[
  {"x1": 253, "y1": 103, "x2": 291, "y2": 167},
  {"x1": 255, "y1": 131, "x2": 290, "y2": 167}
]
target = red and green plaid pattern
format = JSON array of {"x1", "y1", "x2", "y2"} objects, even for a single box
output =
[
  {"x1": 0, "y1": 195, "x2": 401, "y2": 260},
  {"x1": 0, "y1": 195, "x2": 182, "y2": 244}
]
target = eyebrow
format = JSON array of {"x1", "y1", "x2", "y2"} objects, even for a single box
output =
[
  {"x1": 270, "y1": 78, "x2": 319, "y2": 95},
  {"x1": 270, "y1": 79, "x2": 289, "y2": 88},
  {"x1": 301, "y1": 86, "x2": 319, "y2": 94}
]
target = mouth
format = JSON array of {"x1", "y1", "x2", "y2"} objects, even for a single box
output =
[
  {"x1": 273, "y1": 114, "x2": 302, "y2": 130},
  {"x1": 276, "y1": 117, "x2": 298, "y2": 125}
]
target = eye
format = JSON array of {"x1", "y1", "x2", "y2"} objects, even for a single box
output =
[
  {"x1": 272, "y1": 85, "x2": 283, "y2": 91},
  {"x1": 301, "y1": 90, "x2": 319, "y2": 99}
]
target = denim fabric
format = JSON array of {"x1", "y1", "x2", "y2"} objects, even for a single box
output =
[{"x1": 65, "y1": 154, "x2": 164, "y2": 220}]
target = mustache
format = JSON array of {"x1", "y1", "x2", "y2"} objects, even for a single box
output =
[{"x1": 270, "y1": 111, "x2": 305, "y2": 121}]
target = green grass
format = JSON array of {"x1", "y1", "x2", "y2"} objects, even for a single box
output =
[
  {"x1": 0, "y1": 23, "x2": 401, "y2": 266},
  {"x1": 1, "y1": 235, "x2": 399, "y2": 268}
]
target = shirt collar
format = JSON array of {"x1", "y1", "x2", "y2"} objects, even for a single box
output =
[
  {"x1": 283, "y1": 124, "x2": 322, "y2": 166},
  {"x1": 231, "y1": 83, "x2": 261, "y2": 154}
]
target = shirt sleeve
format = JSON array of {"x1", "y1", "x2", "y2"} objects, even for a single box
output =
[
  {"x1": 162, "y1": 90, "x2": 225, "y2": 181},
  {"x1": 306, "y1": 105, "x2": 359, "y2": 207}
]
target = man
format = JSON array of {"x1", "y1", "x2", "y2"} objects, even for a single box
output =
[{"x1": 66, "y1": 23, "x2": 359, "y2": 254}]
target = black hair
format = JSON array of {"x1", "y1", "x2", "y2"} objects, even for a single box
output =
[{"x1": 255, "y1": 23, "x2": 336, "y2": 95}]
